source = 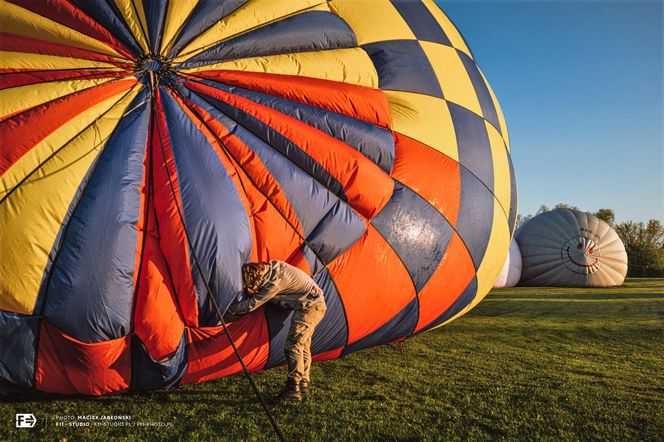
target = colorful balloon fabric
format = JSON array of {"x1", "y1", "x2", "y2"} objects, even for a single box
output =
[
  {"x1": 0, "y1": 0, "x2": 516, "y2": 395},
  {"x1": 516, "y1": 209, "x2": 627, "y2": 287}
]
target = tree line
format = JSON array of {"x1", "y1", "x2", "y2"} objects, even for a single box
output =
[{"x1": 517, "y1": 204, "x2": 664, "y2": 277}]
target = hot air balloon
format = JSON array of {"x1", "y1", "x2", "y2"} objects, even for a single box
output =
[
  {"x1": 493, "y1": 237, "x2": 522, "y2": 288},
  {"x1": 516, "y1": 209, "x2": 627, "y2": 287},
  {"x1": 0, "y1": 0, "x2": 516, "y2": 396}
]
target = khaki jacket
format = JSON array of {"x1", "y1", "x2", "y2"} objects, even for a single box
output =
[{"x1": 228, "y1": 261, "x2": 324, "y2": 315}]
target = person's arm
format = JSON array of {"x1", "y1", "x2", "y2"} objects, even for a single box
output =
[{"x1": 228, "y1": 281, "x2": 280, "y2": 316}]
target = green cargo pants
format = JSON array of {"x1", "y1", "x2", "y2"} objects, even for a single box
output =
[{"x1": 284, "y1": 299, "x2": 327, "y2": 383}]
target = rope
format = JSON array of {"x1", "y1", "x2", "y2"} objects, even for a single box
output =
[{"x1": 150, "y1": 89, "x2": 286, "y2": 442}]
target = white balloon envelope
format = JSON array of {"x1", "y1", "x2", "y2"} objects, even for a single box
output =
[
  {"x1": 493, "y1": 238, "x2": 522, "y2": 288},
  {"x1": 516, "y1": 209, "x2": 628, "y2": 287}
]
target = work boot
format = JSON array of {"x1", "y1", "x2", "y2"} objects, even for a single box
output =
[
  {"x1": 299, "y1": 380, "x2": 309, "y2": 395},
  {"x1": 272, "y1": 378, "x2": 301, "y2": 404}
]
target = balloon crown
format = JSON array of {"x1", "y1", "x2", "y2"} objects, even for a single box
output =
[{"x1": 135, "y1": 54, "x2": 175, "y2": 87}]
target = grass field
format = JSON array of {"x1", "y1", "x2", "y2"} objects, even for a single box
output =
[{"x1": 2, "y1": 278, "x2": 663, "y2": 441}]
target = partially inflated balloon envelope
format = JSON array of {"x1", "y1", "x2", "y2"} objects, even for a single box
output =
[
  {"x1": 0, "y1": 0, "x2": 516, "y2": 395},
  {"x1": 516, "y1": 209, "x2": 627, "y2": 287},
  {"x1": 493, "y1": 237, "x2": 522, "y2": 288}
]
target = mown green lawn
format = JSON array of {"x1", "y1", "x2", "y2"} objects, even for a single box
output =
[{"x1": 2, "y1": 278, "x2": 663, "y2": 441}]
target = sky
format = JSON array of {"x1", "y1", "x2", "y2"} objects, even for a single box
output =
[{"x1": 438, "y1": 0, "x2": 664, "y2": 222}]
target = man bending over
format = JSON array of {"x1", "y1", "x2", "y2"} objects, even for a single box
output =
[{"x1": 228, "y1": 260, "x2": 327, "y2": 403}]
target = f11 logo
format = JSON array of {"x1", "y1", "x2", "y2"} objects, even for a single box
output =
[{"x1": 15, "y1": 414, "x2": 36, "y2": 428}]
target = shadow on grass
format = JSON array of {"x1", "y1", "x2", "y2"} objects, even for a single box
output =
[
  {"x1": 487, "y1": 296, "x2": 663, "y2": 302},
  {"x1": 486, "y1": 291, "x2": 663, "y2": 301},
  {"x1": 0, "y1": 388, "x2": 261, "y2": 409}
]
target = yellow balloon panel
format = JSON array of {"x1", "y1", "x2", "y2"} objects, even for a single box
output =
[
  {"x1": 0, "y1": 87, "x2": 141, "y2": 315},
  {"x1": 182, "y1": 48, "x2": 379, "y2": 88},
  {"x1": 0, "y1": 0, "x2": 123, "y2": 58},
  {"x1": 0, "y1": 78, "x2": 120, "y2": 120}
]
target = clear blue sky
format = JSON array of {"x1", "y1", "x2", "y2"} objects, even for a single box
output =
[{"x1": 439, "y1": 0, "x2": 663, "y2": 222}]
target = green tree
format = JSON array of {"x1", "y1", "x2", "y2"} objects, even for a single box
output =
[
  {"x1": 553, "y1": 202, "x2": 580, "y2": 211},
  {"x1": 615, "y1": 220, "x2": 664, "y2": 277},
  {"x1": 594, "y1": 208, "x2": 615, "y2": 226},
  {"x1": 516, "y1": 213, "x2": 532, "y2": 228}
]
